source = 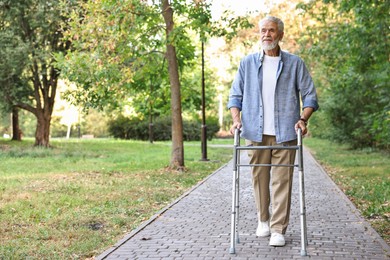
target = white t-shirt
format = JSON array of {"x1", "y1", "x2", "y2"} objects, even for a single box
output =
[{"x1": 262, "y1": 55, "x2": 280, "y2": 136}]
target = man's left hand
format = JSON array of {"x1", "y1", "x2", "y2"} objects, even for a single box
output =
[{"x1": 295, "y1": 120, "x2": 308, "y2": 135}]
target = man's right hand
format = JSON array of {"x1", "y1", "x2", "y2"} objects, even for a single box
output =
[{"x1": 230, "y1": 121, "x2": 242, "y2": 135}]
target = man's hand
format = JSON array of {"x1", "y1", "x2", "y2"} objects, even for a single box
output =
[
  {"x1": 295, "y1": 107, "x2": 314, "y2": 136},
  {"x1": 295, "y1": 120, "x2": 307, "y2": 135},
  {"x1": 230, "y1": 121, "x2": 242, "y2": 135}
]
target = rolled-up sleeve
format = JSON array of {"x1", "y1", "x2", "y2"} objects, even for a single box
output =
[
  {"x1": 298, "y1": 60, "x2": 319, "y2": 111},
  {"x1": 227, "y1": 60, "x2": 244, "y2": 110}
]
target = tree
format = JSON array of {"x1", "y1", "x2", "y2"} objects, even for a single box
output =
[
  {"x1": 57, "y1": 0, "x2": 251, "y2": 169},
  {"x1": 297, "y1": 0, "x2": 389, "y2": 149},
  {"x1": 161, "y1": 0, "x2": 185, "y2": 168},
  {"x1": 0, "y1": 0, "x2": 74, "y2": 146},
  {"x1": 57, "y1": 0, "x2": 183, "y2": 166}
]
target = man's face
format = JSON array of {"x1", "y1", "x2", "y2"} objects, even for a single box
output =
[{"x1": 260, "y1": 20, "x2": 284, "y2": 51}]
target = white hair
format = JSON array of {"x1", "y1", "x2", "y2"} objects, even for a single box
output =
[{"x1": 259, "y1": 16, "x2": 284, "y2": 33}]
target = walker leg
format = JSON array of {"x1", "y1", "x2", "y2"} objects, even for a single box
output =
[
  {"x1": 235, "y1": 155, "x2": 240, "y2": 244},
  {"x1": 230, "y1": 129, "x2": 240, "y2": 254},
  {"x1": 299, "y1": 169, "x2": 308, "y2": 256},
  {"x1": 298, "y1": 129, "x2": 308, "y2": 256},
  {"x1": 229, "y1": 167, "x2": 238, "y2": 254}
]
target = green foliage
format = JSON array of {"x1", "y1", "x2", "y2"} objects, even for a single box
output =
[
  {"x1": 0, "y1": 0, "x2": 75, "y2": 102},
  {"x1": 108, "y1": 115, "x2": 219, "y2": 141},
  {"x1": 56, "y1": 0, "x2": 193, "y2": 111},
  {"x1": 0, "y1": 0, "x2": 79, "y2": 145},
  {"x1": 298, "y1": 0, "x2": 389, "y2": 150},
  {"x1": 50, "y1": 108, "x2": 110, "y2": 138},
  {"x1": 0, "y1": 108, "x2": 110, "y2": 138},
  {"x1": 0, "y1": 31, "x2": 30, "y2": 111},
  {"x1": 56, "y1": 0, "x2": 251, "y2": 114}
]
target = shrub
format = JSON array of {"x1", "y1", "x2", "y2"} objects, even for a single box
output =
[{"x1": 108, "y1": 116, "x2": 220, "y2": 141}]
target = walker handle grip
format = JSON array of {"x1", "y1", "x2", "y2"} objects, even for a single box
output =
[
  {"x1": 297, "y1": 128, "x2": 303, "y2": 146},
  {"x1": 234, "y1": 128, "x2": 240, "y2": 146}
]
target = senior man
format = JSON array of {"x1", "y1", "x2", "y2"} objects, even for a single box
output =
[{"x1": 227, "y1": 16, "x2": 319, "y2": 246}]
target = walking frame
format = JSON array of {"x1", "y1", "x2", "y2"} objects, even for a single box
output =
[{"x1": 229, "y1": 128, "x2": 308, "y2": 256}]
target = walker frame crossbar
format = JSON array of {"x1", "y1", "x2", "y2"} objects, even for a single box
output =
[{"x1": 229, "y1": 128, "x2": 308, "y2": 256}]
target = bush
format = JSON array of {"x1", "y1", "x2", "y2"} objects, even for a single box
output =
[{"x1": 108, "y1": 116, "x2": 220, "y2": 141}]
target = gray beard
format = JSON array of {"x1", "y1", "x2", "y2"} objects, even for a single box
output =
[{"x1": 262, "y1": 39, "x2": 279, "y2": 51}]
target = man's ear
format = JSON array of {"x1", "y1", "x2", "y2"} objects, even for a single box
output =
[{"x1": 279, "y1": 32, "x2": 284, "y2": 41}]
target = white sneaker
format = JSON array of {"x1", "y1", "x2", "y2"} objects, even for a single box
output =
[
  {"x1": 256, "y1": 221, "x2": 270, "y2": 237},
  {"x1": 269, "y1": 232, "x2": 285, "y2": 246}
]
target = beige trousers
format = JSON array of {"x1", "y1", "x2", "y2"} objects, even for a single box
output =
[{"x1": 246, "y1": 135, "x2": 297, "y2": 234}]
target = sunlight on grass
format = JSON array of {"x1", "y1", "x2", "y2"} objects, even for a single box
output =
[
  {"x1": 304, "y1": 137, "x2": 389, "y2": 244},
  {"x1": 0, "y1": 138, "x2": 233, "y2": 259}
]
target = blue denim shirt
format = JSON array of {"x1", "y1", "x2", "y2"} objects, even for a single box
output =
[{"x1": 227, "y1": 51, "x2": 319, "y2": 143}]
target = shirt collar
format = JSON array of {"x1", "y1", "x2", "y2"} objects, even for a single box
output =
[{"x1": 259, "y1": 49, "x2": 283, "y2": 62}]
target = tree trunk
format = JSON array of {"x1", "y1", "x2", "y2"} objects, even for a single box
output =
[
  {"x1": 35, "y1": 112, "x2": 52, "y2": 147},
  {"x1": 161, "y1": 0, "x2": 185, "y2": 169},
  {"x1": 30, "y1": 61, "x2": 57, "y2": 147},
  {"x1": 11, "y1": 107, "x2": 22, "y2": 141}
]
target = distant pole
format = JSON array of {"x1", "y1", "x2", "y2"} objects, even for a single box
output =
[
  {"x1": 201, "y1": 41, "x2": 208, "y2": 161},
  {"x1": 78, "y1": 109, "x2": 81, "y2": 138},
  {"x1": 149, "y1": 83, "x2": 154, "y2": 144}
]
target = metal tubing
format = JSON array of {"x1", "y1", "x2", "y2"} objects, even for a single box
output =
[
  {"x1": 237, "y1": 163, "x2": 298, "y2": 167},
  {"x1": 299, "y1": 169, "x2": 307, "y2": 256},
  {"x1": 229, "y1": 169, "x2": 237, "y2": 254},
  {"x1": 230, "y1": 128, "x2": 240, "y2": 254},
  {"x1": 230, "y1": 128, "x2": 308, "y2": 256},
  {"x1": 297, "y1": 128, "x2": 308, "y2": 256},
  {"x1": 229, "y1": 174, "x2": 237, "y2": 253},
  {"x1": 236, "y1": 141, "x2": 240, "y2": 244},
  {"x1": 236, "y1": 146, "x2": 298, "y2": 151}
]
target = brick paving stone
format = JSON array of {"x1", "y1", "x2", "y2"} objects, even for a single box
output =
[{"x1": 96, "y1": 148, "x2": 390, "y2": 260}]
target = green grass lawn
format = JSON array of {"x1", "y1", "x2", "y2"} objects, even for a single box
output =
[
  {"x1": 0, "y1": 138, "x2": 233, "y2": 259},
  {"x1": 304, "y1": 137, "x2": 389, "y2": 244}
]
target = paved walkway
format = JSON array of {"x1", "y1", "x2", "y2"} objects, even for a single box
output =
[{"x1": 96, "y1": 148, "x2": 390, "y2": 259}]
